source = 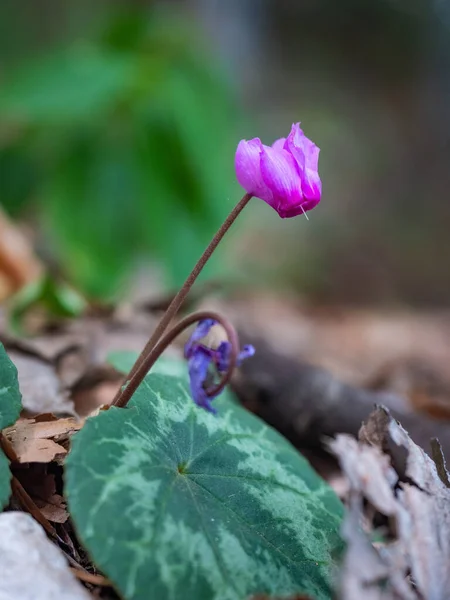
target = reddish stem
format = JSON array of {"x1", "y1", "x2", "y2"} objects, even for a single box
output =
[
  {"x1": 112, "y1": 192, "x2": 252, "y2": 408},
  {"x1": 113, "y1": 310, "x2": 239, "y2": 409}
]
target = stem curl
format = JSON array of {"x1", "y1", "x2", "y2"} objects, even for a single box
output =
[
  {"x1": 113, "y1": 311, "x2": 239, "y2": 409},
  {"x1": 111, "y1": 193, "x2": 252, "y2": 408}
]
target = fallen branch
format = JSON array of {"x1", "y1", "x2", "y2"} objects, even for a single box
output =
[{"x1": 235, "y1": 338, "x2": 450, "y2": 455}]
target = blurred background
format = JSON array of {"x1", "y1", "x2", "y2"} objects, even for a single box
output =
[{"x1": 1, "y1": 0, "x2": 449, "y2": 307}]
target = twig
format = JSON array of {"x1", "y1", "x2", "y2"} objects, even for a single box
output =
[
  {"x1": 69, "y1": 567, "x2": 111, "y2": 587},
  {"x1": 235, "y1": 338, "x2": 450, "y2": 456},
  {"x1": 10, "y1": 476, "x2": 58, "y2": 540}
]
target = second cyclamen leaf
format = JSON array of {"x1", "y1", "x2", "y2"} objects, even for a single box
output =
[
  {"x1": 65, "y1": 373, "x2": 343, "y2": 600},
  {"x1": 0, "y1": 343, "x2": 22, "y2": 431},
  {"x1": 0, "y1": 342, "x2": 23, "y2": 510}
]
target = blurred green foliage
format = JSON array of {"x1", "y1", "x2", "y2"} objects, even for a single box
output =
[
  {"x1": 0, "y1": 8, "x2": 241, "y2": 299},
  {"x1": 9, "y1": 275, "x2": 87, "y2": 334}
]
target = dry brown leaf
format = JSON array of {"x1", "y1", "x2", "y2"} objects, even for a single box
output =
[
  {"x1": 367, "y1": 357, "x2": 450, "y2": 419},
  {"x1": 0, "y1": 308, "x2": 159, "y2": 417},
  {"x1": 0, "y1": 271, "x2": 14, "y2": 300},
  {"x1": 37, "y1": 492, "x2": 68, "y2": 523},
  {"x1": 330, "y1": 435, "x2": 399, "y2": 517},
  {"x1": 204, "y1": 294, "x2": 450, "y2": 389},
  {"x1": 8, "y1": 332, "x2": 84, "y2": 363},
  {"x1": 338, "y1": 497, "x2": 414, "y2": 600},
  {"x1": 4, "y1": 415, "x2": 83, "y2": 463},
  {"x1": 15, "y1": 466, "x2": 69, "y2": 523},
  {"x1": 72, "y1": 379, "x2": 121, "y2": 418},
  {"x1": 0, "y1": 208, "x2": 42, "y2": 301},
  {"x1": 330, "y1": 406, "x2": 450, "y2": 600}
]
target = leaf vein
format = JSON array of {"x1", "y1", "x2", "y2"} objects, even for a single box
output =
[
  {"x1": 188, "y1": 472, "x2": 310, "y2": 497},
  {"x1": 188, "y1": 477, "x2": 327, "y2": 567},
  {"x1": 183, "y1": 477, "x2": 242, "y2": 594}
]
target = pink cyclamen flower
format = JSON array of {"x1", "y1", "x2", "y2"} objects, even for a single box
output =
[{"x1": 235, "y1": 122, "x2": 321, "y2": 218}]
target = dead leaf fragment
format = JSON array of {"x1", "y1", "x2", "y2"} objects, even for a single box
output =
[
  {"x1": 338, "y1": 497, "x2": 414, "y2": 600},
  {"x1": 4, "y1": 416, "x2": 83, "y2": 463},
  {"x1": 0, "y1": 208, "x2": 41, "y2": 301},
  {"x1": 37, "y1": 493, "x2": 68, "y2": 523},
  {"x1": 331, "y1": 407, "x2": 450, "y2": 600},
  {"x1": 15, "y1": 467, "x2": 69, "y2": 524},
  {"x1": 359, "y1": 406, "x2": 448, "y2": 495},
  {"x1": 329, "y1": 435, "x2": 399, "y2": 516},
  {"x1": 430, "y1": 437, "x2": 450, "y2": 488},
  {"x1": 0, "y1": 512, "x2": 91, "y2": 599}
]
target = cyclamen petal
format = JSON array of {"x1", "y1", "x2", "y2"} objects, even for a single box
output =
[
  {"x1": 301, "y1": 171, "x2": 322, "y2": 209},
  {"x1": 184, "y1": 321, "x2": 255, "y2": 413},
  {"x1": 284, "y1": 123, "x2": 306, "y2": 171},
  {"x1": 304, "y1": 136, "x2": 320, "y2": 172},
  {"x1": 187, "y1": 347, "x2": 216, "y2": 413},
  {"x1": 234, "y1": 139, "x2": 273, "y2": 203},
  {"x1": 237, "y1": 345, "x2": 255, "y2": 363},
  {"x1": 285, "y1": 123, "x2": 321, "y2": 203},
  {"x1": 191, "y1": 318, "x2": 216, "y2": 341},
  {"x1": 215, "y1": 341, "x2": 256, "y2": 373},
  {"x1": 260, "y1": 145, "x2": 305, "y2": 218},
  {"x1": 216, "y1": 341, "x2": 231, "y2": 373},
  {"x1": 271, "y1": 137, "x2": 286, "y2": 152},
  {"x1": 184, "y1": 318, "x2": 216, "y2": 358},
  {"x1": 234, "y1": 123, "x2": 321, "y2": 218}
]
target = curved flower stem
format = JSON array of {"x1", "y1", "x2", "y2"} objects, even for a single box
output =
[
  {"x1": 111, "y1": 192, "x2": 252, "y2": 408},
  {"x1": 113, "y1": 310, "x2": 239, "y2": 409}
]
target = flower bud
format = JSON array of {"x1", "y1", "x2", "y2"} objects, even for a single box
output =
[{"x1": 235, "y1": 123, "x2": 321, "y2": 218}]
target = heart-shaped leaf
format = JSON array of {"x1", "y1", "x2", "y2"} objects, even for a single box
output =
[
  {"x1": 0, "y1": 452, "x2": 11, "y2": 512},
  {"x1": 66, "y1": 373, "x2": 343, "y2": 600},
  {"x1": 0, "y1": 343, "x2": 22, "y2": 431},
  {"x1": 0, "y1": 343, "x2": 23, "y2": 509}
]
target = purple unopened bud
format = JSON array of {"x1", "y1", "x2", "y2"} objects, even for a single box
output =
[{"x1": 235, "y1": 123, "x2": 321, "y2": 218}]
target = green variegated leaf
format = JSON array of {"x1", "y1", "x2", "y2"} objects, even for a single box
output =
[
  {"x1": 0, "y1": 343, "x2": 22, "y2": 431},
  {"x1": 108, "y1": 353, "x2": 240, "y2": 409},
  {"x1": 0, "y1": 451, "x2": 11, "y2": 511},
  {"x1": 66, "y1": 373, "x2": 343, "y2": 600},
  {"x1": 0, "y1": 343, "x2": 23, "y2": 510}
]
